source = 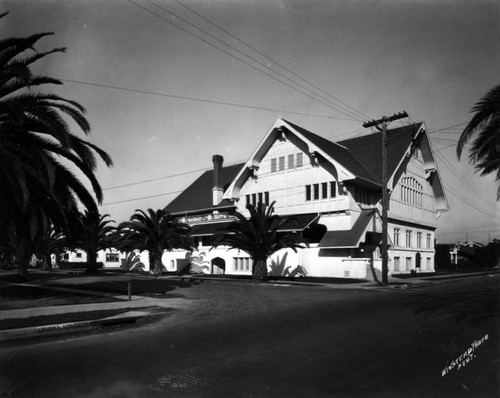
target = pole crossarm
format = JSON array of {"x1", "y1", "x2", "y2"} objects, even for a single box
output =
[{"x1": 362, "y1": 111, "x2": 408, "y2": 129}]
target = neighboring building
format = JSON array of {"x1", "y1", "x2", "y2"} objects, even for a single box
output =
[{"x1": 164, "y1": 118, "x2": 448, "y2": 279}]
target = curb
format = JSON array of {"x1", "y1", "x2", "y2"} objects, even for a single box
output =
[{"x1": 0, "y1": 310, "x2": 150, "y2": 343}]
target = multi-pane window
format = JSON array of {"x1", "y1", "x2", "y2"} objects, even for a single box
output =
[
  {"x1": 296, "y1": 153, "x2": 303, "y2": 167},
  {"x1": 406, "y1": 257, "x2": 412, "y2": 271},
  {"x1": 401, "y1": 177, "x2": 423, "y2": 207},
  {"x1": 330, "y1": 182, "x2": 336, "y2": 198},
  {"x1": 393, "y1": 228, "x2": 400, "y2": 246},
  {"x1": 313, "y1": 184, "x2": 319, "y2": 200},
  {"x1": 271, "y1": 158, "x2": 277, "y2": 173},
  {"x1": 406, "y1": 230, "x2": 412, "y2": 247},
  {"x1": 247, "y1": 192, "x2": 270, "y2": 207},
  {"x1": 305, "y1": 185, "x2": 311, "y2": 201},
  {"x1": 233, "y1": 257, "x2": 252, "y2": 272},
  {"x1": 321, "y1": 183, "x2": 328, "y2": 199},
  {"x1": 394, "y1": 257, "x2": 400, "y2": 272},
  {"x1": 288, "y1": 154, "x2": 294, "y2": 169},
  {"x1": 278, "y1": 156, "x2": 285, "y2": 171},
  {"x1": 305, "y1": 181, "x2": 339, "y2": 202},
  {"x1": 426, "y1": 233, "x2": 432, "y2": 249},
  {"x1": 417, "y1": 232, "x2": 422, "y2": 248},
  {"x1": 106, "y1": 253, "x2": 119, "y2": 262}
]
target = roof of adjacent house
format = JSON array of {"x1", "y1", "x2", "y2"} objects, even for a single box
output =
[{"x1": 165, "y1": 163, "x2": 244, "y2": 215}]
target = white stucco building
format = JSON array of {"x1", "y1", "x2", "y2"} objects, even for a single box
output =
[{"x1": 163, "y1": 118, "x2": 448, "y2": 279}]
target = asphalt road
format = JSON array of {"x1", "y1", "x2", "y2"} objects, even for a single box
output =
[{"x1": 1, "y1": 275, "x2": 498, "y2": 398}]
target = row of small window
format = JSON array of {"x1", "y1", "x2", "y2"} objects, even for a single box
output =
[
  {"x1": 393, "y1": 229, "x2": 432, "y2": 249},
  {"x1": 270, "y1": 153, "x2": 303, "y2": 173},
  {"x1": 233, "y1": 257, "x2": 252, "y2": 271},
  {"x1": 305, "y1": 181, "x2": 339, "y2": 201},
  {"x1": 393, "y1": 256, "x2": 432, "y2": 272},
  {"x1": 245, "y1": 191, "x2": 270, "y2": 207}
]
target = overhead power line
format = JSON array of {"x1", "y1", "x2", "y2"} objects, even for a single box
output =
[
  {"x1": 170, "y1": 0, "x2": 371, "y2": 122},
  {"x1": 60, "y1": 78, "x2": 353, "y2": 121},
  {"x1": 127, "y1": 0, "x2": 363, "y2": 121}
]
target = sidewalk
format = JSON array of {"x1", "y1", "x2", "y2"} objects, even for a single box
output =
[
  {"x1": 0, "y1": 270, "x2": 497, "y2": 344},
  {"x1": 0, "y1": 276, "x2": 192, "y2": 343}
]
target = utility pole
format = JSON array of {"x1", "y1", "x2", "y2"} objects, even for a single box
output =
[{"x1": 363, "y1": 111, "x2": 408, "y2": 286}]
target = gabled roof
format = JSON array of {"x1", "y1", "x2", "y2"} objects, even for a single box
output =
[
  {"x1": 164, "y1": 163, "x2": 244, "y2": 215},
  {"x1": 337, "y1": 123, "x2": 423, "y2": 184},
  {"x1": 284, "y1": 119, "x2": 379, "y2": 184}
]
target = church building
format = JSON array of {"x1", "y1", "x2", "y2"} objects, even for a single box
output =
[{"x1": 163, "y1": 118, "x2": 448, "y2": 279}]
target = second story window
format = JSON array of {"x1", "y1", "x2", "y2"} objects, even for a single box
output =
[
  {"x1": 288, "y1": 154, "x2": 294, "y2": 169},
  {"x1": 305, "y1": 185, "x2": 311, "y2": 201},
  {"x1": 394, "y1": 228, "x2": 400, "y2": 246},
  {"x1": 322, "y1": 182, "x2": 328, "y2": 199},
  {"x1": 406, "y1": 230, "x2": 412, "y2": 247},
  {"x1": 313, "y1": 184, "x2": 319, "y2": 200},
  {"x1": 417, "y1": 232, "x2": 422, "y2": 248},
  {"x1": 330, "y1": 181, "x2": 336, "y2": 198}
]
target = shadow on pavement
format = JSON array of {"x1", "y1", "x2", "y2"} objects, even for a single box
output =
[{"x1": 402, "y1": 285, "x2": 499, "y2": 327}]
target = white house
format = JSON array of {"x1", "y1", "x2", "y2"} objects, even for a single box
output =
[{"x1": 164, "y1": 117, "x2": 448, "y2": 279}]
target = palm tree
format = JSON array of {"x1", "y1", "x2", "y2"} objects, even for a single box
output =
[
  {"x1": 457, "y1": 82, "x2": 500, "y2": 200},
  {"x1": 0, "y1": 13, "x2": 113, "y2": 276},
  {"x1": 32, "y1": 225, "x2": 66, "y2": 270},
  {"x1": 212, "y1": 202, "x2": 309, "y2": 282},
  {"x1": 69, "y1": 211, "x2": 117, "y2": 274},
  {"x1": 117, "y1": 209, "x2": 194, "y2": 276}
]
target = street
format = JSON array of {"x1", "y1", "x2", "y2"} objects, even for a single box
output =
[{"x1": 1, "y1": 275, "x2": 498, "y2": 398}]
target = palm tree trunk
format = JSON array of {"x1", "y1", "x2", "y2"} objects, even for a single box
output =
[
  {"x1": 85, "y1": 250, "x2": 98, "y2": 274},
  {"x1": 252, "y1": 258, "x2": 268, "y2": 282},
  {"x1": 15, "y1": 240, "x2": 30, "y2": 278},
  {"x1": 149, "y1": 251, "x2": 163, "y2": 276},
  {"x1": 42, "y1": 253, "x2": 53, "y2": 270}
]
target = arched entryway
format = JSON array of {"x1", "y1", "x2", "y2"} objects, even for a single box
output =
[{"x1": 211, "y1": 257, "x2": 226, "y2": 275}]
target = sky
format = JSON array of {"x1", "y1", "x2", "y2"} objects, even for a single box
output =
[{"x1": 2, "y1": 0, "x2": 500, "y2": 244}]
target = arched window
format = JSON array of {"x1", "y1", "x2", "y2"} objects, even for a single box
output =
[{"x1": 400, "y1": 177, "x2": 423, "y2": 207}]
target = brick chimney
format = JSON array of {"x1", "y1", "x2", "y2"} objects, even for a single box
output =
[{"x1": 212, "y1": 154, "x2": 224, "y2": 206}]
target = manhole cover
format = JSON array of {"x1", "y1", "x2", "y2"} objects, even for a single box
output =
[{"x1": 148, "y1": 374, "x2": 205, "y2": 391}]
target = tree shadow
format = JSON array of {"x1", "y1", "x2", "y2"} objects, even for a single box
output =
[{"x1": 402, "y1": 286, "x2": 499, "y2": 327}]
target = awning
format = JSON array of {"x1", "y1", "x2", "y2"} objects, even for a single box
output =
[
  {"x1": 277, "y1": 213, "x2": 320, "y2": 232},
  {"x1": 318, "y1": 211, "x2": 380, "y2": 248},
  {"x1": 190, "y1": 221, "x2": 233, "y2": 236}
]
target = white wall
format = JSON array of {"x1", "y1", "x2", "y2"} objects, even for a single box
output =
[{"x1": 236, "y1": 139, "x2": 351, "y2": 216}]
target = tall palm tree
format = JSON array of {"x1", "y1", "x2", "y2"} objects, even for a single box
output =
[
  {"x1": 457, "y1": 82, "x2": 500, "y2": 200},
  {"x1": 117, "y1": 209, "x2": 194, "y2": 276},
  {"x1": 0, "y1": 13, "x2": 113, "y2": 275},
  {"x1": 70, "y1": 211, "x2": 117, "y2": 274},
  {"x1": 213, "y1": 202, "x2": 309, "y2": 282}
]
